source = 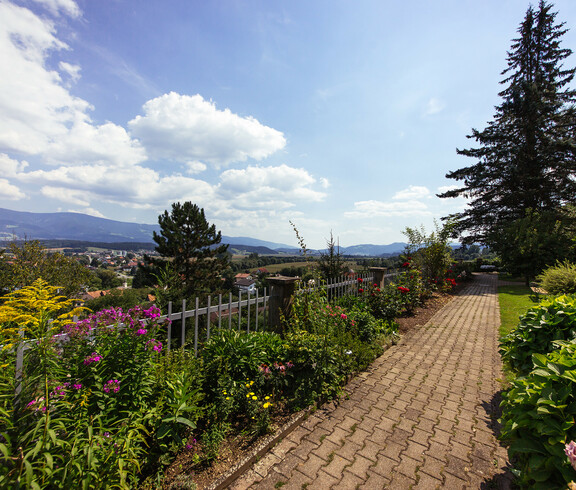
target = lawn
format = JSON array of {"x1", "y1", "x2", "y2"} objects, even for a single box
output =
[{"x1": 498, "y1": 284, "x2": 541, "y2": 337}]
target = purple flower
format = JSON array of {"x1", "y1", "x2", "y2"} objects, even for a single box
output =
[
  {"x1": 73, "y1": 384, "x2": 82, "y2": 390},
  {"x1": 566, "y1": 441, "x2": 576, "y2": 470},
  {"x1": 83, "y1": 352, "x2": 103, "y2": 365},
  {"x1": 145, "y1": 339, "x2": 162, "y2": 352},
  {"x1": 103, "y1": 379, "x2": 120, "y2": 394},
  {"x1": 136, "y1": 328, "x2": 147, "y2": 335}
]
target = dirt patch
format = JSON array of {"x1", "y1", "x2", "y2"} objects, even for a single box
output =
[{"x1": 395, "y1": 285, "x2": 464, "y2": 335}]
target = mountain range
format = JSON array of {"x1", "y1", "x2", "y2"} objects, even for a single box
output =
[{"x1": 0, "y1": 208, "x2": 408, "y2": 256}]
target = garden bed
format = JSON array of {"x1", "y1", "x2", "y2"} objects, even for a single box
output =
[{"x1": 160, "y1": 287, "x2": 462, "y2": 489}]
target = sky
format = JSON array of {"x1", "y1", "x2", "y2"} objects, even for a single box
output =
[{"x1": 1, "y1": 0, "x2": 576, "y2": 249}]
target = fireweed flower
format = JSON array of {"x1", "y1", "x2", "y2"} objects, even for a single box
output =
[
  {"x1": 84, "y1": 353, "x2": 103, "y2": 365},
  {"x1": 103, "y1": 379, "x2": 120, "y2": 393},
  {"x1": 145, "y1": 339, "x2": 162, "y2": 352},
  {"x1": 566, "y1": 441, "x2": 576, "y2": 470}
]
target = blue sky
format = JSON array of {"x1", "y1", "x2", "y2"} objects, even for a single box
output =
[{"x1": 1, "y1": 0, "x2": 575, "y2": 249}]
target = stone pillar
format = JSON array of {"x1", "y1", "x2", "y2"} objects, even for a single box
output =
[
  {"x1": 369, "y1": 267, "x2": 388, "y2": 288},
  {"x1": 268, "y1": 276, "x2": 299, "y2": 332}
]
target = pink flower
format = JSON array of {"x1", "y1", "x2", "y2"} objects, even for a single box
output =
[
  {"x1": 340, "y1": 313, "x2": 347, "y2": 320},
  {"x1": 145, "y1": 339, "x2": 162, "y2": 352},
  {"x1": 566, "y1": 441, "x2": 576, "y2": 470},
  {"x1": 136, "y1": 328, "x2": 147, "y2": 335},
  {"x1": 103, "y1": 379, "x2": 120, "y2": 394},
  {"x1": 84, "y1": 353, "x2": 103, "y2": 365}
]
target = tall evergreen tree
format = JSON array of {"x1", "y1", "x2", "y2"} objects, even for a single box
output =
[
  {"x1": 148, "y1": 202, "x2": 229, "y2": 301},
  {"x1": 439, "y1": 1, "x2": 576, "y2": 250}
]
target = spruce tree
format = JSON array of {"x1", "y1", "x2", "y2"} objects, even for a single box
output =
[
  {"x1": 149, "y1": 201, "x2": 229, "y2": 301},
  {"x1": 439, "y1": 1, "x2": 576, "y2": 251}
]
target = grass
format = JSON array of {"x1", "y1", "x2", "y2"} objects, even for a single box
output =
[{"x1": 498, "y1": 285, "x2": 541, "y2": 337}]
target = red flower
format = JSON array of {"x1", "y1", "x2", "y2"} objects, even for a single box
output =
[
  {"x1": 359, "y1": 288, "x2": 364, "y2": 293},
  {"x1": 357, "y1": 277, "x2": 363, "y2": 283},
  {"x1": 402, "y1": 262, "x2": 410, "y2": 268},
  {"x1": 397, "y1": 286, "x2": 410, "y2": 294}
]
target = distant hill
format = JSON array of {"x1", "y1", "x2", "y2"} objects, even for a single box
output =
[
  {"x1": 0, "y1": 208, "x2": 297, "y2": 252},
  {"x1": 339, "y1": 242, "x2": 407, "y2": 256},
  {"x1": 0, "y1": 207, "x2": 419, "y2": 256}
]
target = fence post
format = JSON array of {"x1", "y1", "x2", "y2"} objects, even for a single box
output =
[
  {"x1": 369, "y1": 267, "x2": 388, "y2": 288},
  {"x1": 268, "y1": 276, "x2": 299, "y2": 332}
]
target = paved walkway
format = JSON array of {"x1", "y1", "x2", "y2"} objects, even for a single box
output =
[{"x1": 231, "y1": 273, "x2": 512, "y2": 489}]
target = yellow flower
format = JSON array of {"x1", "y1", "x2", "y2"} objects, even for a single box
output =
[
  {"x1": 246, "y1": 394, "x2": 250, "y2": 398},
  {"x1": 249, "y1": 380, "x2": 254, "y2": 386},
  {"x1": 226, "y1": 397, "x2": 230, "y2": 400},
  {"x1": 265, "y1": 396, "x2": 270, "y2": 400},
  {"x1": 263, "y1": 402, "x2": 271, "y2": 409},
  {"x1": 252, "y1": 395, "x2": 258, "y2": 401}
]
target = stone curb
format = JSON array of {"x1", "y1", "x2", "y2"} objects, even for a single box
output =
[{"x1": 206, "y1": 406, "x2": 315, "y2": 490}]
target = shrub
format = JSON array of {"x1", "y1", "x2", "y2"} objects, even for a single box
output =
[
  {"x1": 500, "y1": 340, "x2": 576, "y2": 489},
  {"x1": 500, "y1": 294, "x2": 576, "y2": 375},
  {"x1": 537, "y1": 261, "x2": 576, "y2": 295}
]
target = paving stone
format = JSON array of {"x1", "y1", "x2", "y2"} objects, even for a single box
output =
[
  {"x1": 415, "y1": 472, "x2": 443, "y2": 489},
  {"x1": 228, "y1": 275, "x2": 512, "y2": 489},
  {"x1": 345, "y1": 454, "x2": 374, "y2": 479}
]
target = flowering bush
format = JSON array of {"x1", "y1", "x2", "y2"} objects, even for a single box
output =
[{"x1": 0, "y1": 288, "x2": 201, "y2": 489}]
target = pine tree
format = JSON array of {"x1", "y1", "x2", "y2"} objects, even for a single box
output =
[
  {"x1": 149, "y1": 202, "x2": 229, "y2": 301},
  {"x1": 439, "y1": 1, "x2": 576, "y2": 249}
]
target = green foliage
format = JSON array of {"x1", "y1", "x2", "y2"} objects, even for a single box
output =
[
  {"x1": 439, "y1": 2, "x2": 576, "y2": 255},
  {"x1": 500, "y1": 295, "x2": 576, "y2": 376},
  {"x1": 500, "y1": 341, "x2": 576, "y2": 489},
  {"x1": 317, "y1": 231, "x2": 348, "y2": 282},
  {"x1": 0, "y1": 240, "x2": 92, "y2": 297},
  {"x1": 498, "y1": 285, "x2": 540, "y2": 338},
  {"x1": 147, "y1": 202, "x2": 230, "y2": 303},
  {"x1": 497, "y1": 208, "x2": 576, "y2": 284},
  {"x1": 85, "y1": 287, "x2": 152, "y2": 312},
  {"x1": 402, "y1": 221, "x2": 454, "y2": 291},
  {"x1": 538, "y1": 261, "x2": 576, "y2": 295},
  {"x1": 0, "y1": 292, "x2": 202, "y2": 488}
]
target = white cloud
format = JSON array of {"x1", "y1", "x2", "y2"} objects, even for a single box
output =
[
  {"x1": 218, "y1": 164, "x2": 326, "y2": 208},
  {"x1": 186, "y1": 161, "x2": 207, "y2": 174},
  {"x1": 0, "y1": 178, "x2": 25, "y2": 200},
  {"x1": 0, "y1": 153, "x2": 29, "y2": 177},
  {"x1": 59, "y1": 61, "x2": 81, "y2": 84},
  {"x1": 67, "y1": 207, "x2": 105, "y2": 218},
  {"x1": 319, "y1": 177, "x2": 330, "y2": 189},
  {"x1": 45, "y1": 119, "x2": 147, "y2": 166},
  {"x1": 0, "y1": 2, "x2": 144, "y2": 166},
  {"x1": 392, "y1": 185, "x2": 430, "y2": 200},
  {"x1": 31, "y1": 0, "x2": 81, "y2": 18},
  {"x1": 424, "y1": 97, "x2": 445, "y2": 116},
  {"x1": 41, "y1": 186, "x2": 90, "y2": 206},
  {"x1": 128, "y1": 92, "x2": 286, "y2": 166},
  {"x1": 345, "y1": 199, "x2": 430, "y2": 218},
  {"x1": 436, "y1": 184, "x2": 459, "y2": 194}
]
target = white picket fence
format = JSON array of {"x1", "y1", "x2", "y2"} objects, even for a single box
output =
[{"x1": 9, "y1": 269, "x2": 401, "y2": 393}]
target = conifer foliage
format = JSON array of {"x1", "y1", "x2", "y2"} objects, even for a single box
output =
[
  {"x1": 151, "y1": 201, "x2": 229, "y2": 301},
  {"x1": 439, "y1": 1, "x2": 576, "y2": 251}
]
